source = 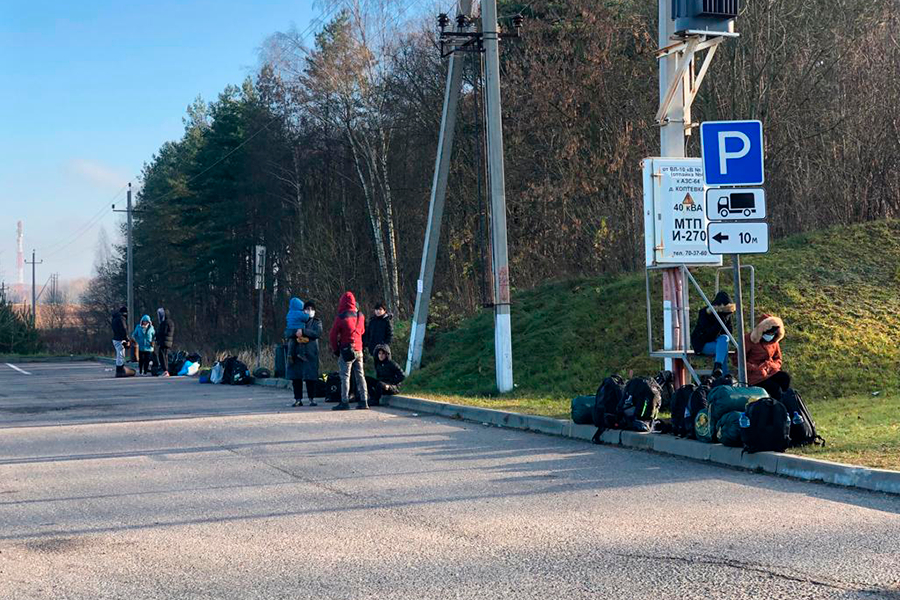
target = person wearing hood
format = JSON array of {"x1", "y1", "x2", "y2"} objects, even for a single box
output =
[
  {"x1": 132, "y1": 315, "x2": 156, "y2": 375},
  {"x1": 329, "y1": 291, "x2": 369, "y2": 410},
  {"x1": 368, "y1": 343, "x2": 405, "y2": 406},
  {"x1": 742, "y1": 314, "x2": 790, "y2": 399},
  {"x1": 110, "y1": 306, "x2": 129, "y2": 376},
  {"x1": 284, "y1": 297, "x2": 310, "y2": 366},
  {"x1": 156, "y1": 307, "x2": 175, "y2": 377},
  {"x1": 285, "y1": 299, "x2": 320, "y2": 407},
  {"x1": 690, "y1": 291, "x2": 735, "y2": 376},
  {"x1": 362, "y1": 302, "x2": 394, "y2": 368}
]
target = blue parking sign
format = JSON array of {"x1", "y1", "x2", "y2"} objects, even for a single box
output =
[{"x1": 700, "y1": 121, "x2": 764, "y2": 186}]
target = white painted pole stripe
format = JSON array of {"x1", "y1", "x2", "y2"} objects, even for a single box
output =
[{"x1": 4, "y1": 363, "x2": 31, "y2": 375}]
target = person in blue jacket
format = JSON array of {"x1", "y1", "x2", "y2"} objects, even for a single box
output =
[
  {"x1": 284, "y1": 297, "x2": 310, "y2": 365},
  {"x1": 132, "y1": 314, "x2": 156, "y2": 375}
]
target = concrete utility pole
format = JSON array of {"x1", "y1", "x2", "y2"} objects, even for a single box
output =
[
  {"x1": 113, "y1": 183, "x2": 136, "y2": 334},
  {"x1": 406, "y1": 0, "x2": 473, "y2": 375},
  {"x1": 659, "y1": 0, "x2": 688, "y2": 385},
  {"x1": 25, "y1": 250, "x2": 42, "y2": 326},
  {"x1": 482, "y1": 0, "x2": 514, "y2": 392}
]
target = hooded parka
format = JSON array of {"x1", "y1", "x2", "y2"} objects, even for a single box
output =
[
  {"x1": 329, "y1": 292, "x2": 365, "y2": 354},
  {"x1": 690, "y1": 291, "x2": 735, "y2": 354},
  {"x1": 743, "y1": 314, "x2": 785, "y2": 386}
]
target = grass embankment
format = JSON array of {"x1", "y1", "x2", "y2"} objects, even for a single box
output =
[{"x1": 404, "y1": 220, "x2": 900, "y2": 470}]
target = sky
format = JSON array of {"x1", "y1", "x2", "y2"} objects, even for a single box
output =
[{"x1": 0, "y1": 0, "x2": 320, "y2": 283}]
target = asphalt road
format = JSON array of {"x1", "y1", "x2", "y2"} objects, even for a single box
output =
[{"x1": 0, "y1": 361, "x2": 898, "y2": 600}]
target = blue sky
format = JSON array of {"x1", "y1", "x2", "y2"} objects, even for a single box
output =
[{"x1": 0, "y1": 0, "x2": 318, "y2": 282}]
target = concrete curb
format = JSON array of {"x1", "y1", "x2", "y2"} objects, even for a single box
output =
[{"x1": 376, "y1": 392, "x2": 900, "y2": 496}]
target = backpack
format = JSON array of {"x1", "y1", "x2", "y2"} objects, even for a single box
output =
[
  {"x1": 325, "y1": 372, "x2": 342, "y2": 402},
  {"x1": 685, "y1": 384, "x2": 710, "y2": 439},
  {"x1": 669, "y1": 384, "x2": 695, "y2": 437},
  {"x1": 618, "y1": 377, "x2": 662, "y2": 425},
  {"x1": 168, "y1": 350, "x2": 188, "y2": 376},
  {"x1": 654, "y1": 370, "x2": 676, "y2": 412},
  {"x1": 252, "y1": 368, "x2": 271, "y2": 379},
  {"x1": 710, "y1": 373, "x2": 736, "y2": 389},
  {"x1": 707, "y1": 385, "x2": 768, "y2": 439},
  {"x1": 694, "y1": 407, "x2": 713, "y2": 443},
  {"x1": 741, "y1": 398, "x2": 791, "y2": 453},
  {"x1": 592, "y1": 375, "x2": 625, "y2": 429},
  {"x1": 571, "y1": 395, "x2": 596, "y2": 425},
  {"x1": 716, "y1": 411, "x2": 744, "y2": 447},
  {"x1": 222, "y1": 356, "x2": 252, "y2": 385},
  {"x1": 779, "y1": 388, "x2": 825, "y2": 447}
]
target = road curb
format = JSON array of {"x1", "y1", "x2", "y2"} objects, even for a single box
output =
[{"x1": 374, "y1": 392, "x2": 900, "y2": 496}]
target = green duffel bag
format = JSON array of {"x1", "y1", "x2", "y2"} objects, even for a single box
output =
[
  {"x1": 708, "y1": 385, "x2": 768, "y2": 434},
  {"x1": 716, "y1": 411, "x2": 744, "y2": 447},
  {"x1": 695, "y1": 408, "x2": 713, "y2": 443},
  {"x1": 571, "y1": 395, "x2": 595, "y2": 425}
]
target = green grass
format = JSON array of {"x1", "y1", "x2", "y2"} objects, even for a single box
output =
[{"x1": 404, "y1": 220, "x2": 900, "y2": 470}]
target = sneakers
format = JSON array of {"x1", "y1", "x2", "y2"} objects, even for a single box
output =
[
  {"x1": 332, "y1": 402, "x2": 351, "y2": 411},
  {"x1": 355, "y1": 401, "x2": 369, "y2": 410},
  {"x1": 292, "y1": 399, "x2": 304, "y2": 407},
  {"x1": 308, "y1": 400, "x2": 318, "y2": 407},
  {"x1": 712, "y1": 363, "x2": 724, "y2": 379}
]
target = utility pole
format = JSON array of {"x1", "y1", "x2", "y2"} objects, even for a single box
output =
[
  {"x1": 25, "y1": 250, "x2": 42, "y2": 326},
  {"x1": 659, "y1": 0, "x2": 688, "y2": 386},
  {"x1": 254, "y1": 245, "x2": 266, "y2": 370},
  {"x1": 113, "y1": 183, "x2": 136, "y2": 334},
  {"x1": 482, "y1": 0, "x2": 514, "y2": 392},
  {"x1": 407, "y1": 0, "x2": 473, "y2": 375}
]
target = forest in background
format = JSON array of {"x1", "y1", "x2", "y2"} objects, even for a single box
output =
[{"x1": 59, "y1": 0, "x2": 900, "y2": 355}]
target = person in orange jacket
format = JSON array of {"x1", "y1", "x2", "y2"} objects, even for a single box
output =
[{"x1": 743, "y1": 314, "x2": 790, "y2": 399}]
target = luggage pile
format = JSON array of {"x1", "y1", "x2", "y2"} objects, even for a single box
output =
[
  {"x1": 205, "y1": 356, "x2": 253, "y2": 385},
  {"x1": 572, "y1": 372, "x2": 824, "y2": 453}
]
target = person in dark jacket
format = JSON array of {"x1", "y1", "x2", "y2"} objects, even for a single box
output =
[
  {"x1": 690, "y1": 291, "x2": 735, "y2": 376},
  {"x1": 363, "y1": 302, "x2": 393, "y2": 368},
  {"x1": 367, "y1": 344, "x2": 405, "y2": 407},
  {"x1": 743, "y1": 314, "x2": 790, "y2": 399},
  {"x1": 156, "y1": 307, "x2": 175, "y2": 377},
  {"x1": 286, "y1": 301, "x2": 323, "y2": 407},
  {"x1": 329, "y1": 291, "x2": 368, "y2": 411},
  {"x1": 110, "y1": 306, "x2": 129, "y2": 376}
]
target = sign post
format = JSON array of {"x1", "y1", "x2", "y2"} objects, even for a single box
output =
[
  {"x1": 254, "y1": 245, "x2": 266, "y2": 370},
  {"x1": 701, "y1": 120, "x2": 767, "y2": 386}
]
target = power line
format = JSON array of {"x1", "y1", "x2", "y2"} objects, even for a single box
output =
[{"x1": 35, "y1": 184, "x2": 126, "y2": 255}]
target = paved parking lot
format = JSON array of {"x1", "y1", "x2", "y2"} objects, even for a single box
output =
[{"x1": 1, "y1": 361, "x2": 898, "y2": 599}]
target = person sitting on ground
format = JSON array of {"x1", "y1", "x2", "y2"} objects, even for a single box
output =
[
  {"x1": 374, "y1": 343, "x2": 404, "y2": 393},
  {"x1": 284, "y1": 297, "x2": 310, "y2": 366},
  {"x1": 287, "y1": 301, "x2": 322, "y2": 407},
  {"x1": 690, "y1": 290, "x2": 735, "y2": 377},
  {"x1": 743, "y1": 314, "x2": 790, "y2": 399},
  {"x1": 110, "y1": 306, "x2": 129, "y2": 377},
  {"x1": 156, "y1": 307, "x2": 175, "y2": 377},
  {"x1": 362, "y1": 301, "x2": 393, "y2": 368},
  {"x1": 132, "y1": 314, "x2": 155, "y2": 376}
]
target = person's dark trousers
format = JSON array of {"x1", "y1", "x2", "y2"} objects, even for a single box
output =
[
  {"x1": 757, "y1": 371, "x2": 791, "y2": 400},
  {"x1": 292, "y1": 380, "x2": 304, "y2": 400},
  {"x1": 157, "y1": 346, "x2": 170, "y2": 375},
  {"x1": 304, "y1": 380, "x2": 317, "y2": 400},
  {"x1": 138, "y1": 351, "x2": 152, "y2": 374}
]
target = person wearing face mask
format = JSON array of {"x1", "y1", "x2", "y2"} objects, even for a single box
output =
[
  {"x1": 286, "y1": 301, "x2": 322, "y2": 407},
  {"x1": 742, "y1": 314, "x2": 790, "y2": 399}
]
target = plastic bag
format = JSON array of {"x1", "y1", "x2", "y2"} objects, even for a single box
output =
[{"x1": 210, "y1": 362, "x2": 224, "y2": 384}]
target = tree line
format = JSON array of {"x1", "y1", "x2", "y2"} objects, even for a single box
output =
[{"x1": 77, "y1": 0, "x2": 899, "y2": 354}]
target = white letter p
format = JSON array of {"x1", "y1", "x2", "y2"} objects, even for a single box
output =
[{"x1": 718, "y1": 131, "x2": 751, "y2": 175}]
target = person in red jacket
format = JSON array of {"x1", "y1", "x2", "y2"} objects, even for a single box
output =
[
  {"x1": 329, "y1": 291, "x2": 369, "y2": 410},
  {"x1": 743, "y1": 314, "x2": 790, "y2": 399}
]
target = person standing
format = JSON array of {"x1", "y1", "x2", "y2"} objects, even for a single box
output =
[
  {"x1": 286, "y1": 300, "x2": 321, "y2": 407},
  {"x1": 156, "y1": 307, "x2": 175, "y2": 377},
  {"x1": 132, "y1": 314, "x2": 156, "y2": 375},
  {"x1": 110, "y1": 306, "x2": 129, "y2": 377},
  {"x1": 363, "y1": 301, "x2": 394, "y2": 368},
  {"x1": 329, "y1": 291, "x2": 368, "y2": 411}
]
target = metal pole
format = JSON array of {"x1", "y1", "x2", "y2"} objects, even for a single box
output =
[
  {"x1": 732, "y1": 254, "x2": 748, "y2": 384},
  {"x1": 126, "y1": 183, "x2": 134, "y2": 334},
  {"x1": 31, "y1": 250, "x2": 36, "y2": 325},
  {"x1": 482, "y1": 0, "x2": 513, "y2": 393},
  {"x1": 257, "y1": 286, "x2": 263, "y2": 370},
  {"x1": 406, "y1": 0, "x2": 473, "y2": 375},
  {"x1": 659, "y1": 0, "x2": 689, "y2": 385}
]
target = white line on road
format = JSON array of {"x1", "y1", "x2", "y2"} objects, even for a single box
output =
[{"x1": 4, "y1": 363, "x2": 32, "y2": 375}]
